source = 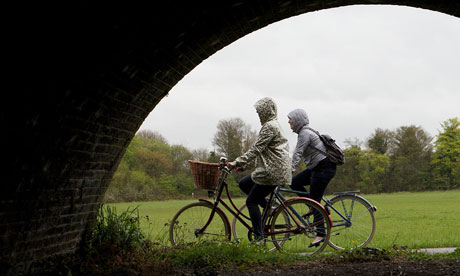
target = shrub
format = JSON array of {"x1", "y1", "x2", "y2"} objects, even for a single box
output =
[{"x1": 85, "y1": 205, "x2": 145, "y2": 251}]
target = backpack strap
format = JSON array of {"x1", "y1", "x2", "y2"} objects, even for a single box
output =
[{"x1": 305, "y1": 126, "x2": 328, "y2": 156}]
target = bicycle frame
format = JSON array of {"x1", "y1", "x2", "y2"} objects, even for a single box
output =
[
  {"x1": 196, "y1": 159, "x2": 330, "y2": 239},
  {"x1": 278, "y1": 188, "x2": 376, "y2": 228}
]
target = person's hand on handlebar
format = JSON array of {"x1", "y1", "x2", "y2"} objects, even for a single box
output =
[
  {"x1": 227, "y1": 161, "x2": 244, "y2": 171},
  {"x1": 227, "y1": 161, "x2": 236, "y2": 168}
]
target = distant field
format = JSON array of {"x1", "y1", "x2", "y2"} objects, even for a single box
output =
[{"x1": 111, "y1": 190, "x2": 460, "y2": 249}]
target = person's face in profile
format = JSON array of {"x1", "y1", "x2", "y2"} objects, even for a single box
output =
[{"x1": 288, "y1": 119, "x2": 294, "y2": 130}]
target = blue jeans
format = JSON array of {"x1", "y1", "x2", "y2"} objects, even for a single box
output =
[
  {"x1": 291, "y1": 158, "x2": 336, "y2": 237},
  {"x1": 239, "y1": 175, "x2": 276, "y2": 238}
]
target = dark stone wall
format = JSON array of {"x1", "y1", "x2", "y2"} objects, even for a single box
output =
[{"x1": 1, "y1": 0, "x2": 458, "y2": 270}]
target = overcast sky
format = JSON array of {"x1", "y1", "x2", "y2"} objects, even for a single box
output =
[{"x1": 139, "y1": 5, "x2": 460, "y2": 153}]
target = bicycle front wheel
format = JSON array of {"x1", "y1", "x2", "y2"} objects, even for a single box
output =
[
  {"x1": 231, "y1": 203, "x2": 250, "y2": 242},
  {"x1": 327, "y1": 195, "x2": 376, "y2": 250},
  {"x1": 169, "y1": 201, "x2": 231, "y2": 246},
  {"x1": 270, "y1": 198, "x2": 331, "y2": 255}
]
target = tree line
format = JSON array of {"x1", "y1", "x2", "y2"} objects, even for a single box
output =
[{"x1": 104, "y1": 117, "x2": 460, "y2": 202}]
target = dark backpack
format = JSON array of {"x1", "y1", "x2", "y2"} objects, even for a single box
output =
[{"x1": 306, "y1": 127, "x2": 345, "y2": 165}]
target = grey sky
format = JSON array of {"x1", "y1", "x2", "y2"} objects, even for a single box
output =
[{"x1": 139, "y1": 5, "x2": 460, "y2": 152}]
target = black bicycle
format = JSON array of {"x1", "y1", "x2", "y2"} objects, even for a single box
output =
[{"x1": 170, "y1": 157, "x2": 332, "y2": 255}]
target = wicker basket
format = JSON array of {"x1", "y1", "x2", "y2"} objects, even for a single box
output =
[{"x1": 188, "y1": 160, "x2": 220, "y2": 190}]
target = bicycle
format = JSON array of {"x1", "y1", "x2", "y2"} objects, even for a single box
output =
[
  {"x1": 232, "y1": 188, "x2": 377, "y2": 250},
  {"x1": 169, "y1": 157, "x2": 332, "y2": 255}
]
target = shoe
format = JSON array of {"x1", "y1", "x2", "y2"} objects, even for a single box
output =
[
  {"x1": 304, "y1": 206, "x2": 330, "y2": 218},
  {"x1": 308, "y1": 238, "x2": 324, "y2": 248},
  {"x1": 251, "y1": 235, "x2": 267, "y2": 245}
]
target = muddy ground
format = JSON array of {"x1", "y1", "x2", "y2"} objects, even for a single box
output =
[{"x1": 180, "y1": 259, "x2": 460, "y2": 276}]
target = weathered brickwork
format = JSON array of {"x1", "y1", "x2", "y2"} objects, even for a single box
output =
[{"x1": 1, "y1": 0, "x2": 459, "y2": 273}]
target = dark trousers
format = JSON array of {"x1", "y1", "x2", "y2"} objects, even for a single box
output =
[
  {"x1": 291, "y1": 158, "x2": 336, "y2": 237},
  {"x1": 239, "y1": 175, "x2": 276, "y2": 238}
]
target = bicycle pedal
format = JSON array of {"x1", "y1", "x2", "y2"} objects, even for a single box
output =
[{"x1": 250, "y1": 238, "x2": 267, "y2": 246}]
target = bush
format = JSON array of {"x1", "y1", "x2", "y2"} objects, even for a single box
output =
[{"x1": 85, "y1": 205, "x2": 145, "y2": 252}]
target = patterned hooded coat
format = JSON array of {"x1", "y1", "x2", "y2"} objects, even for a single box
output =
[{"x1": 235, "y1": 97, "x2": 292, "y2": 186}]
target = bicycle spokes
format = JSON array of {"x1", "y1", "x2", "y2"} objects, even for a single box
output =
[
  {"x1": 269, "y1": 198, "x2": 331, "y2": 255},
  {"x1": 169, "y1": 202, "x2": 230, "y2": 246},
  {"x1": 327, "y1": 195, "x2": 376, "y2": 250}
]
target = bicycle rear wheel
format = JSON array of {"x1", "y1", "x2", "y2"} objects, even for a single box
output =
[
  {"x1": 169, "y1": 201, "x2": 231, "y2": 246},
  {"x1": 269, "y1": 198, "x2": 331, "y2": 255},
  {"x1": 327, "y1": 195, "x2": 376, "y2": 250}
]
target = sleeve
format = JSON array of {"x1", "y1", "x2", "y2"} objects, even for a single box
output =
[
  {"x1": 235, "y1": 124, "x2": 274, "y2": 167},
  {"x1": 291, "y1": 130, "x2": 310, "y2": 172}
]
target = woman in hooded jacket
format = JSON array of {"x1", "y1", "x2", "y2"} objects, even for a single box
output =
[
  {"x1": 228, "y1": 97, "x2": 291, "y2": 241},
  {"x1": 287, "y1": 108, "x2": 337, "y2": 247}
]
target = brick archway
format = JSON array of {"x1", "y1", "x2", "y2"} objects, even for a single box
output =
[{"x1": 2, "y1": 1, "x2": 459, "y2": 269}]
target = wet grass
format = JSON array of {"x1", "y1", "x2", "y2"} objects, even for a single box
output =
[{"x1": 110, "y1": 190, "x2": 460, "y2": 250}]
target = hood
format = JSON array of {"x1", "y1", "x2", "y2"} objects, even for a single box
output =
[
  {"x1": 287, "y1": 109, "x2": 309, "y2": 133},
  {"x1": 254, "y1": 97, "x2": 278, "y2": 125}
]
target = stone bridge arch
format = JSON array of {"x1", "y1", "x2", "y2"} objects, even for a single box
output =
[{"x1": 2, "y1": 0, "x2": 459, "y2": 270}]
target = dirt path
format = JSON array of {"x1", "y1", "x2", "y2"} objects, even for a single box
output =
[{"x1": 216, "y1": 259, "x2": 460, "y2": 276}]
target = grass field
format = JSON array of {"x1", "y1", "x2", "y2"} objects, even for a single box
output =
[{"x1": 111, "y1": 190, "x2": 460, "y2": 250}]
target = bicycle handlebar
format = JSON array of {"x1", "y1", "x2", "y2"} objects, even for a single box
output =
[
  {"x1": 218, "y1": 156, "x2": 244, "y2": 172},
  {"x1": 218, "y1": 157, "x2": 234, "y2": 172}
]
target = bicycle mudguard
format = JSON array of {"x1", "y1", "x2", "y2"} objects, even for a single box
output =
[
  {"x1": 198, "y1": 198, "x2": 232, "y2": 232},
  {"x1": 329, "y1": 194, "x2": 377, "y2": 212},
  {"x1": 332, "y1": 190, "x2": 361, "y2": 195},
  {"x1": 285, "y1": 196, "x2": 322, "y2": 207},
  {"x1": 282, "y1": 197, "x2": 333, "y2": 226}
]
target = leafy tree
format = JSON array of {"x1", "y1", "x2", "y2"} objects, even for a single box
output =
[
  {"x1": 192, "y1": 148, "x2": 211, "y2": 161},
  {"x1": 137, "y1": 129, "x2": 168, "y2": 143},
  {"x1": 207, "y1": 151, "x2": 220, "y2": 163},
  {"x1": 344, "y1": 137, "x2": 362, "y2": 149},
  {"x1": 106, "y1": 118, "x2": 460, "y2": 202},
  {"x1": 366, "y1": 128, "x2": 393, "y2": 154},
  {"x1": 133, "y1": 148, "x2": 172, "y2": 178},
  {"x1": 171, "y1": 145, "x2": 193, "y2": 174},
  {"x1": 328, "y1": 145, "x2": 362, "y2": 193},
  {"x1": 212, "y1": 118, "x2": 255, "y2": 161},
  {"x1": 242, "y1": 125, "x2": 258, "y2": 153},
  {"x1": 357, "y1": 150, "x2": 390, "y2": 193},
  {"x1": 139, "y1": 135, "x2": 171, "y2": 157},
  {"x1": 387, "y1": 125, "x2": 433, "y2": 191},
  {"x1": 431, "y1": 118, "x2": 460, "y2": 190},
  {"x1": 129, "y1": 170, "x2": 156, "y2": 199},
  {"x1": 158, "y1": 173, "x2": 181, "y2": 197}
]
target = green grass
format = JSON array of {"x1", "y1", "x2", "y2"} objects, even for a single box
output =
[
  {"x1": 110, "y1": 190, "x2": 460, "y2": 250},
  {"x1": 363, "y1": 190, "x2": 460, "y2": 249}
]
